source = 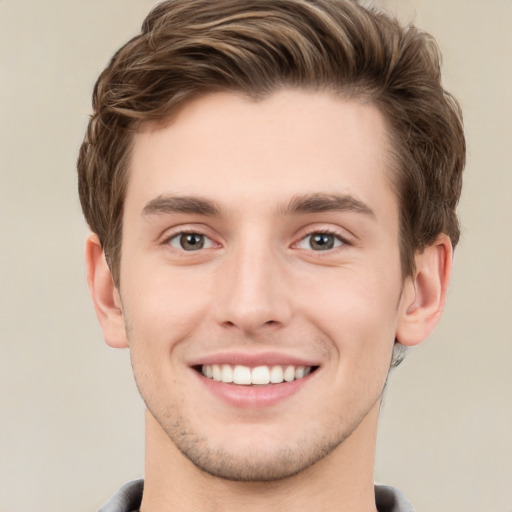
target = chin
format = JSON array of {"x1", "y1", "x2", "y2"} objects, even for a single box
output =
[
  {"x1": 154, "y1": 409, "x2": 351, "y2": 482},
  {"x1": 179, "y1": 442, "x2": 339, "y2": 482}
]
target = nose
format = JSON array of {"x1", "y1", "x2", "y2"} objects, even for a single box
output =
[{"x1": 213, "y1": 238, "x2": 292, "y2": 334}]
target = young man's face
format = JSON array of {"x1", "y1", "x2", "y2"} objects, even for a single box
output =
[{"x1": 115, "y1": 90, "x2": 411, "y2": 480}]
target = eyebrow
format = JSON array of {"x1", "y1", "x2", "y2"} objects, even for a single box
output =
[
  {"x1": 141, "y1": 192, "x2": 375, "y2": 219},
  {"x1": 142, "y1": 195, "x2": 222, "y2": 217},
  {"x1": 282, "y1": 193, "x2": 376, "y2": 218}
]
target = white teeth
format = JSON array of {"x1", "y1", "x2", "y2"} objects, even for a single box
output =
[
  {"x1": 221, "y1": 364, "x2": 233, "y2": 383},
  {"x1": 233, "y1": 365, "x2": 252, "y2": 385},
  {"x1": 200, "y1": 364, "x2": 313, "y2": 385},
  {"x1": 269, "y1": 365, "x2": 284, "y2": 383},
  {"x1": 212, "y1": 364, "x2": 222, "y2": 381},
  {"x1": 251, "y1": 366, "x2": 270, "y2": 385},
  {"x1": 283, "y1": 365, "x2": 295, "y2": 382}
]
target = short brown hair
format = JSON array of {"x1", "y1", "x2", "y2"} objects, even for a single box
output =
[{"x1": 78, "y1": 0, "x2": 465, "y2": 286}]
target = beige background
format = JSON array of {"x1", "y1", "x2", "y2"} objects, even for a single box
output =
[{"x1": 1, "y1": 1, "x2": 510, "y2": 511}]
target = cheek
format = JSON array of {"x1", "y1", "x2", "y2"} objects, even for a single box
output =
[
  {"x1": 122, "y1": 272, "x2": 205, "y2": 402},
  {"x1": 120, "y1": 266, "x2": 213, "y2": 355},
  {"x1": 297, "y1": 267, "x2": 402, "y2": 355},
  {"x1": 127, "y1": 259, "x2": 212, "y2": 312}
]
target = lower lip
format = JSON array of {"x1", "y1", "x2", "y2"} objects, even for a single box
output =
[{"x1": 194, "y1": 370, "x2": 316, "y2": 409}]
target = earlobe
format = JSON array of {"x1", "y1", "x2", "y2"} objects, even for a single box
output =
[
  {"x1": 396, "y1": 235, "x2": 453, "y2": 347},
  {"x1": 85, "y1": 234, "x2": 128, "y2": 349}
]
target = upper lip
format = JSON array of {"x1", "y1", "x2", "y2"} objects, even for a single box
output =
[{"x1": 188, "y1": 351, "x2": 320, "y2": 368}]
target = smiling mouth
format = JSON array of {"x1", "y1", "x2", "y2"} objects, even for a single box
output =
[{"x1": 196, "y1": 364, "x2": 318, "y2": 385}]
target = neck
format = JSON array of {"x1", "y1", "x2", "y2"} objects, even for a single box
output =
[{"x1": 140, "y1": 403, "x2": 380, "y2": 512}]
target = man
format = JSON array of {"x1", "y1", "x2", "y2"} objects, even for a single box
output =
[{"x1": 78, "y1": 0, "x2": 465, "y2": 510}]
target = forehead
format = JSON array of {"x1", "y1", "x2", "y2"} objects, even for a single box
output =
[{"x1": 127, "y1": 89, "x2": 396, "y2": 218}]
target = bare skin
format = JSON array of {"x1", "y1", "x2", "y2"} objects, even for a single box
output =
[{"x1": 86, "y1": 90, "x2": 452, "y2": 512}]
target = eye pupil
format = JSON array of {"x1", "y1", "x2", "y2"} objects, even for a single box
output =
[
  {"x1": 180, "y1": 233, "x2": 204, "y2": 250},
  {"x1": 310, "y1": 234, "x2": 335, "y2": 250}
]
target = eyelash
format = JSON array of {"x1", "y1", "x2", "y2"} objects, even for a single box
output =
[
  {"x1": 164, "y1": 230, "x2": 216, "y2": 251},
  {"x1": 294, "y1": 228, "x2": 351, "y2": 252},
  {"x1": 162, "y1": 227, "x2": 351, "y2": 253}
]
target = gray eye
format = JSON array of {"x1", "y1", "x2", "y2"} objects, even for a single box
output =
[
  {"x1": 169, "y1": 233, "x2": 214, "y2": 251},
  {"x1": 181, "y1": 233, "x2": 204, "y2": 250},
  {"x1": 297, "y1": 233, "x2": 343, "y2": 251},
  {"x1": 310, "y1": 234, "x2": 335, "y2": 250}
]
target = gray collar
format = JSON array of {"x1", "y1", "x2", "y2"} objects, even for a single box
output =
[{"x1": 99, "y1": 479, "x2": 415, "y2": 512}]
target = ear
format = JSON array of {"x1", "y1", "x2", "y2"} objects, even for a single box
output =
[
  {"x1": 85, "y1": 234, "x2": 128, "y2": 349},
  {"x1": 396, "y1": 234, "x2": 453, "y2": 347}
]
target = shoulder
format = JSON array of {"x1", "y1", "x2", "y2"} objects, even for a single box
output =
[
  {"x1": 375, "y1": 484, "x2": 415, "y2": 512},
  {"x1": 97, "y1": 479, "x2": 143, "y2": 512}
]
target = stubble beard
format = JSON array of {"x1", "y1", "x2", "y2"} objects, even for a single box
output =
[
  {"x1": 146, "y1": 404, "x2": 352, "y2": 482},
  {"x1": 125, "y1": 321, "x2": 390, "y2": 483},
  {"x1": 138, "y1": 385, "x2": 383, "y2": 483}
]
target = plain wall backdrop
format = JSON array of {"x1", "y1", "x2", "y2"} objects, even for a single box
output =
[{"x1": 0, "y1": 1, "x2": 511, "y2": 511}]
